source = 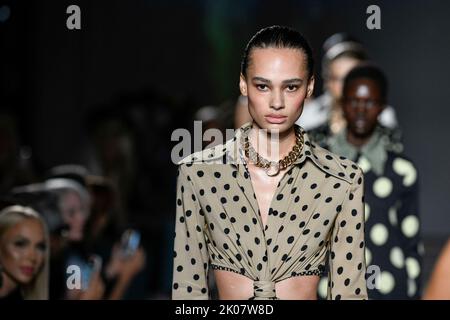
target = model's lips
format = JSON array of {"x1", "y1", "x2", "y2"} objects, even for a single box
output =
[
  {"x1": 20, "y1": 266, "x2": 35, "y2": 277},
  {"x1": 355, "y1": 118, "x2": 367, "y2": 128},
  {"x1": 265, "y1": 114, "x2": 287, "y2": 124}
]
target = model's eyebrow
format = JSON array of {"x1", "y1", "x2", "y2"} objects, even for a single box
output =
[
  {"x1": 13, "y1": 236, "x2": 29, "y2": 243},
  {"x1": 282, "y1": 78, "x2": 303, "y2": 84},
  {"x1": 251, "y1": 77, "x2": 304, "y2": 84},
  {"x1": 252, "y1": 77, "x2": 271, "y2": 83}
]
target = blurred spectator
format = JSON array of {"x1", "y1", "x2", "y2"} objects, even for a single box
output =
[
  {"x1": 42, "y1": 168, "x2": 146, "y2": 300},
  {"x1": 0, "y1": 205, "x2": 50, "y2": 300},
  {"x1": 10, "y1": 178, "x2": 90, "y2": 250},
  {"x1": 86, "y1": 112, "x2": 135, "y2": 229},
  {"x1": 45, "y1": 178, "x2": 90, "y2": 243},
  {"x1": 43, "y1": 177, "x2": 97, "y2": 299},
  {"x1": 46, "y1": 164, "x2": 90, "y2": 190},
  {"x1": 9, "y1": 174, "x2": 101, "y2": 299},
  {"x1": 84, "y1": 95, "x2": 176, "y2": 298},
  {"x1": 83, "y1": 175, "x2": 147, "y2": 300},
  {"x1": 84, "y1": 176, "x2": 120, "y2": 255}
]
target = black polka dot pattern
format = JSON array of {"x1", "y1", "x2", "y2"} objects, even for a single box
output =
[{"x1": 172, "y1": 123, "x2": 367, "y2": 300}]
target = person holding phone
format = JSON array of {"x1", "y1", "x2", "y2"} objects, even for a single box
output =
[
  {"x1": 103, "y1": 229, "x2": 146, "y2": 300},
  {"x1": 83, "y1": 177, "x2": 147, "y2": 299}
]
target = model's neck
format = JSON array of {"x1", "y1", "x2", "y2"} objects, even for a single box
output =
[
  {"x1": 0, "y1": 271, "x2": 19, "y2": 298},
  {"x1": 249, "y1": 123, "x2": 297, "y2": 162},
  {"x1": 346, "y1": 130, "x2": 371, "y2": 148}
]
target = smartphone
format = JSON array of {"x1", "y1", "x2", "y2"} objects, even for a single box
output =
[{"x1": 120, "y1": 229, "x2": 141, "y2": 258}]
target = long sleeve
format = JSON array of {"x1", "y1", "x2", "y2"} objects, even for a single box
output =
[
  {"x1": 172, "y1": 165, "x2": 210, "y2": 299},
  {"x1": 396, "y1": 168, "x2": 422, "y2": 299},
  {"x1": 327, "y1": 168, "x2": 368, "y2": 300}
]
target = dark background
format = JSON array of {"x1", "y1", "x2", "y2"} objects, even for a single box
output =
[{"x1": 1, "y1": 0, "x2": 449, "y2": 296}]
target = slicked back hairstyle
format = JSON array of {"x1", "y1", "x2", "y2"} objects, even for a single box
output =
[{"x1": 241, "y1": 25, "x2": 314, "y2": 79}]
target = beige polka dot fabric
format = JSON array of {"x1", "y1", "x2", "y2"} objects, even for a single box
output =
[{"x1": 172, "y1": 122, "x2": 367, "y2": 300}]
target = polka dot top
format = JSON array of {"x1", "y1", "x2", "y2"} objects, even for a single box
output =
[{"x1": 172, "y1": 122, "x2": 368, "y2": 300}]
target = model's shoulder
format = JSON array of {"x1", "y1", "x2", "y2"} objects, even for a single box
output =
[
  {"x1": 177, "y1": 141, "x2": 231, "y2": 165},
  {"x1": 177, "y1": 125, "x2": 246, "y2": 166},
  {"x1": 308, "y1": 142, "x2": 362, "y2": 184}
]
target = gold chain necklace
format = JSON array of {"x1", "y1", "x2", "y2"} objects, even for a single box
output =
[{"x1": 240, "y1": 125, "x2": 304, "y2": 176}]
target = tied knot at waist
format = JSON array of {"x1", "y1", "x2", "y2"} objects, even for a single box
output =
[{"x1": 252, "y1": 280, "x2": 277, "y2": 300}]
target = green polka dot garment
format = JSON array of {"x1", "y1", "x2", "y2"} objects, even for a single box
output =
[{"x1": 172, "y1": 122, "x2": 368, "y2": 300}]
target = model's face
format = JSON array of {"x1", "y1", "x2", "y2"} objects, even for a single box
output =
[
  {"x1": 61, "y1": 191, "x2": 87, "y2": 241},
  {"x1": 0, "y1": 218, "x2": 46, "y2": 285},
  {"x1": 326, "y1": 56, "x2": 361, "y2": 100},
  {"x1": 342, "y1": 78, "x2": 384, "y2": 138},
  {"x1": 240, "y1": 47, "x2": 314, "y2": 133}
]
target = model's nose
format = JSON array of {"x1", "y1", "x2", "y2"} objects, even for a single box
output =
[{"x1": 270, "y1": 90, "x2": 284, "y2": 110}]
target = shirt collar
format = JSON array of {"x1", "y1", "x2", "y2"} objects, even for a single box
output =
[
  {"x1": 328, "y1": 127, "x2": 387, "y2": 176},
  {"x1": 224, "y1": 121, "x2": 352, "y2": 183}
]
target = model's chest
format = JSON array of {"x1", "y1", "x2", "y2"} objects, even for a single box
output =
[
  {"x1": 246, "y1": 164, "x2": 284, "y2": 228},
  {"x1": 192, "y1": 164, "x2": 351, "y2": 234}
]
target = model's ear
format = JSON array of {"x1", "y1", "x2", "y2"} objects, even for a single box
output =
[
  {"x1": 239, "y1": 74, "x2": 248, "y2": 96},
  {"x1": 306, "y1": 75, "x2": 315, "y2": 98}
]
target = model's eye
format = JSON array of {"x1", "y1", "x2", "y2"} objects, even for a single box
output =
[
  {"x1": 256, "y1": 84, "x2": 268, "y2": 91},
  {"x1": 286, "y1": 85, "x2": 299, "y2": 92},
  {"x1": 365, "y1": 100, "x2": 376, "y2": 108},
  {"x1": 348, "y1": 99, "x2": 359, "y2": 108},
  {"x1": 14, "y1": 240, "x2": 27, "y2": 248},
  {"x1": 36, "y1": 242, "x2": 47, "y2": 253}
]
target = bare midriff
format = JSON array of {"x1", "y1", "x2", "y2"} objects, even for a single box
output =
[{"x1": 214, "y1": 270, "x2": 320, "y2": 300}]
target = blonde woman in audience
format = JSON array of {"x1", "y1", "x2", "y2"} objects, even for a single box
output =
[{"x1": 0, "y1": 205, "x2": 50, "y2": 300}]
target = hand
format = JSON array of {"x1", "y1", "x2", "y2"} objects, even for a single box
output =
[
  {"x1": 79, "y1": 268, "x2": 105, "y2": 300},
  {"x1": 105, "y1": 244, "x2": 146, "y2": 281},
  {"x1": 119, "y1": 247, "x2": 146, "y2": 281}
]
